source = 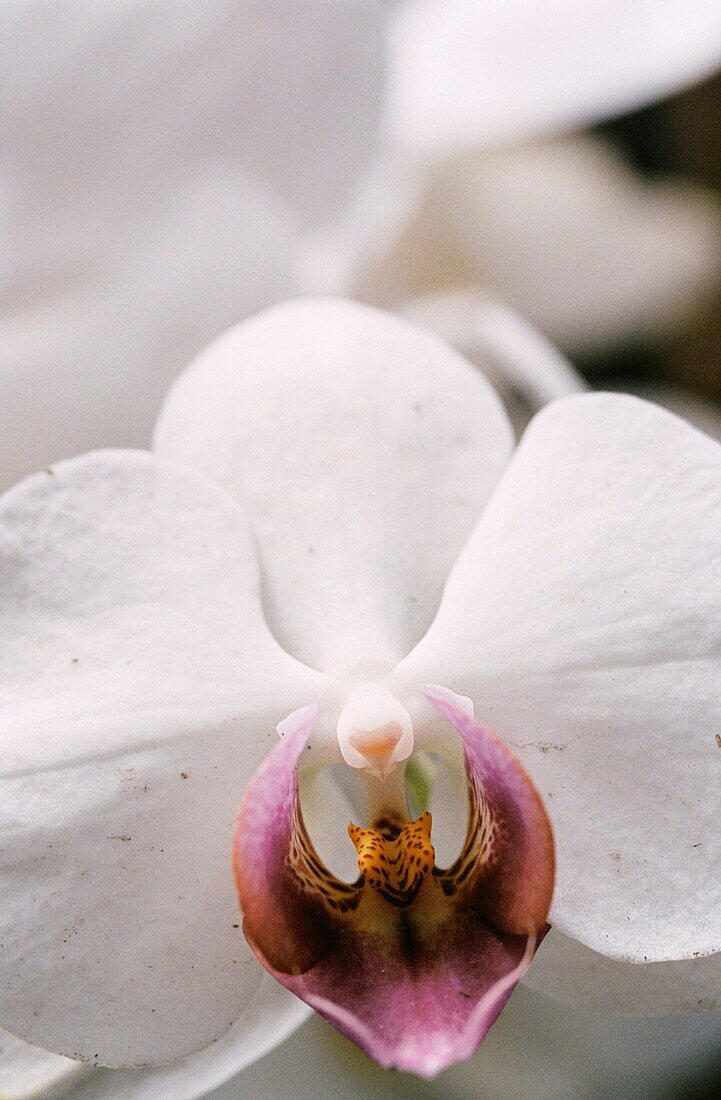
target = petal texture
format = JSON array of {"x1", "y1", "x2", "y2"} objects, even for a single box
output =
[
  {"x1": 0, "y1": 452, "x2": 331, "y2": 1064},
  {"x1": 400, "y1": 394, "x2": 721, "y2": 977},
  {"x1": 154, "y1": 299, "x2": 514, "y2": 676},
  {"x1": 65, "y1": 980, "x2": 309, "y2": 1100},
  {"x1": 387, "y1": 0, "x2": 721, "y2": 156}
]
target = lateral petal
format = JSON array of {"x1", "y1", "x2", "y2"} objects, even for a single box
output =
[
  {"x1": 0, "y1": 451, "x2": 331, "y2": 1064},
  {"x1": 0, "y1": 980, "x2": 308, "y2": 1100},
  {"x1": 399, "y1": 394, "x2": 721, "y2": 986}
]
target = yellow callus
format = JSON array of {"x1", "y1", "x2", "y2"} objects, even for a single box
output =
[{"x1": 348, "y1": 812, "x2": 435, "y2": 908}]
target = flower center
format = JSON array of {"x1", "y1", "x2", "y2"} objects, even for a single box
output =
[
  {"x1": 336, "y1": 684, "x2": 414, "y2": 780},
  {"x1": 348, "y1": 812, "x2": 435, "y2": 907}
]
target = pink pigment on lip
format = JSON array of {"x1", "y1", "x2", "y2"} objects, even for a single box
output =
[{"x1": 233, "y1": 690, "x2": 554, "y2": 1076}]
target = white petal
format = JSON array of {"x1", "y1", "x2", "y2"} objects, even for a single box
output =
[
  {"x1": 4, "y1": 1, "x2": 383, "y2": 231},
  {"x1": 0, "y1": 173, "x2": 296, "y2": 492},
  {"x1": 399, "y1": 394, "x2": 721, "y2": 977},
  {"x1": 0, "y1": 451, "x2": 332, "y2": 1064},
  {"x1": 154, "y1": 299, "x2": 514, "y2": 676},
  {"x1": 401, "y1": 293, "x2": 586, "y2": 429},
  {"x1": 64, "y1": 980, "x2": 309, "y2": 1100},
  {"x1": 0, "y1": 1029, "x2": 86, "y2": 1098},
  {"x1": 509, "y1": 984, "x2": 721, "y2": 1092},
  {"x1": 207, "y1": 988, "x2": 721, "y2": 1099},
  {"x1": 621, "y1": 383, "x2": 721, "y2": 444},
  {"x1": 387, "y1": 0, "x2": 721, "y2": 156},
  {"x1": 439, "y1": 137, "x2": 721, "y2": 354},
  {"x1": 525, "y1": 928, "x2": 721, "y2": 1013}
]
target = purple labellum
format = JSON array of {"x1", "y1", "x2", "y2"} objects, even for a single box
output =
[{"x1": 233, "y1": 691, "x2": 554, "y2": 1077}]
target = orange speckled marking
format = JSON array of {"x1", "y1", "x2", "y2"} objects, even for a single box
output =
[{"x1": 348, "y1": 812, "x2": 435, "y2": 907}]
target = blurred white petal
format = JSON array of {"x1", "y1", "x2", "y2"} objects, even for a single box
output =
[
  {"x1": 1, "y1": 0, "x2": 386, "y2": 489},
  {"x1": 489, "y1": 986, "x2": 721, "y2": 1099},
  {"x1": 297, "y1": 155, "x2": 432, "y2": 304},
  {"x1": 442, "y1": 137, "x2": 721, "y2": 354},
  {"x1": 3, "y1": 0, "x2": 384, "y2": 232},
  {"x1": 0, "y1": 174, "x2": 295, "y2": 491},
  {"x1": 526, "y1": 929, "x2": 721, "y2": 1014},
  {"x1": 302, "y1": 137, "x2": 721, "y2": 357},
  {"x1": 387, "y1": 0, "x2": 721, "y2": 156}
]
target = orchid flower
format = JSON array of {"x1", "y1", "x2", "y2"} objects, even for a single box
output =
[
  {"x1": 3, "y1": 4, "x2": 721, "y2": 1096},
  {"x1": 301, "y1": 0, "x2": 721, "y2": 358},
  {"x1": 2, "y1": 299, "x2": 721, "y2": 1095}
]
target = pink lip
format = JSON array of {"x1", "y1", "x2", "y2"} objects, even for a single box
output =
[{"x1": 233, "y1": 689, "x2": 554, "y2": 1076}]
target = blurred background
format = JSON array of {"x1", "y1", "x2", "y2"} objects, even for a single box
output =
[
  {"x1": 2, "y1": 2, "x2": 721, "y2": 1098},
  {"x1": 597, "y1": 70, "x2": 721, "y2": 424}
]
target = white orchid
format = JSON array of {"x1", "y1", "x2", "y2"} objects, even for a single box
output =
[
  {"x1": 3, "y1": 4, "x2": 721, "y2": 1098},
  {"x1": 1, "y1": 300, "x2": 720, "y2": 1100},
  {"x1": 302, "y1": 0, "x2": 721, "y2": 359}
]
